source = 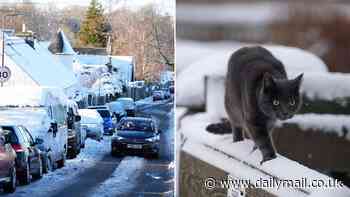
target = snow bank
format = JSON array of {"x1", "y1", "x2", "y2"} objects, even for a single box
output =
[
  {"x1": 276, "y1": 114, "x2": 350, "y2": 140},
  {"x1": 177, "y1": 43, "x2": 328, "y2": 108},
  {"x1": 89, "y1": 157, "x2": 145, "y2": 197},
  {"x1": 179, "y1": 112, "x2": 350, "y2": 196},
  {"x1": 302, "y1": 72, "x2": 350, "y2": 100}
]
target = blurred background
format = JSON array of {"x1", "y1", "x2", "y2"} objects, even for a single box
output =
[{"x1": 177, "y1": 0, "x2": 350, "y2": 73}]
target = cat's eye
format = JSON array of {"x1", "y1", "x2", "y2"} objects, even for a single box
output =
[
  {"x1": 273, "y1": 100, "x2": 279, "y2": 106},
  {"x1": 290, "y1": 99, "x2": 296, "y2": 106}
]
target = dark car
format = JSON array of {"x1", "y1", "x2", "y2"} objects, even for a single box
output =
[
  {"x1": 66, "y1": 103, "x2": 82, "y2": 159},
  {"x1": 0, "y1": 129, "x2": 16, "y2": 193},
  {"x1": 1, "y1": 125, "x2": 43, "y2": 185},
  {"x1": 111, "y1": 117, "x2": 161, "y2": 158}
]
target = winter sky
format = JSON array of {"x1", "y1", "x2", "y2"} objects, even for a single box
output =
[{"x1": 0, "y1": 0, "x2": 175, "y2": 15}]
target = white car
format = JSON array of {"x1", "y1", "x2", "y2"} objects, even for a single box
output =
[
  {"x1": 78, "y1": 109, "x2": 104, "y2": 141},
  {"x1": 0, "y1": 87, "x2": 69, "y2": 170},
  {"x1": 116, "y1": 97, "x2": 136, "y2": 116}
]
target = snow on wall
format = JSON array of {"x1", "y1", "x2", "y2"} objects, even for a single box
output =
[
  {"x1": 177, "y1": 42, "x2": 328, "y2": 108},
  {"x1": 276, "y1": 114, "x2": 350, "y2": 140},
  {"x1": 179, "y1": 112, "x2": 350, "y2": 196}
]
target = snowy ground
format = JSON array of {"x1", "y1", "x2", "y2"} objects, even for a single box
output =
[
  {"x1": 3, "y1": 138, "x2": 110, "y2": 197},
  {"x1": 88, "y1": 157, "x2": 146, "y2": 197}
]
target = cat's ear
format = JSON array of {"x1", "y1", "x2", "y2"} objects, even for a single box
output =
[
  {"x1": 293, "y1": 73, "x2": 304, "y2": 88},
  {"x1": 263, "y1": 72, "x2": 275, "y2": 90}
]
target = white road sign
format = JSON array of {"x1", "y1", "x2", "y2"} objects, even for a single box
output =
[{"x1": 0, "y1": 66, "x2": 11, "y2": 82}]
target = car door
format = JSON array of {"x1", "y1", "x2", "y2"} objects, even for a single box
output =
[
  {"x1": 21, "y1": 127, "x2": 40, "y2": 162},
  {"x1": 17, "y1": 126, "x2": 37, "y2": 168},
  {"x1": 0, "y1": 134, "x2": 10, "y2": 178}
]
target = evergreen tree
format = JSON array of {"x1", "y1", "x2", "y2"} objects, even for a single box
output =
[{"x1": 79, "y1": 0, "x2": 107, "y2": 47}]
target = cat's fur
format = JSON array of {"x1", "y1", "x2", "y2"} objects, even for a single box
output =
[{"x1": 206, "y1": 46, "x2": 303, "y2": 164}]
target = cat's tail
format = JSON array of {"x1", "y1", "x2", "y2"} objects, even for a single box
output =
[{"x1": 206, "y1": 119, "x2": 232, "y2": 134}]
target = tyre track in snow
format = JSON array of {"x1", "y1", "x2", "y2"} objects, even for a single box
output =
[{"x1": 50, "y1": 154, "x2": 124, "y2": 197}]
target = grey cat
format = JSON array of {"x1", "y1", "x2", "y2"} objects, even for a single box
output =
[{"x1": 206, "y1": 46, "x2": 303, "y2": 164}]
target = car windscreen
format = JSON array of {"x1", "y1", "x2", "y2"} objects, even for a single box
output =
[
  {"x1": 97, "y1": 110, "x2": 111, "y2": 118},
  {"x1": 117, "y1": 119, "x2": 153, "y2": 132}
]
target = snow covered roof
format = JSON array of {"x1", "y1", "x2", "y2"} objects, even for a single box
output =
[
  {"x1": 77, "y1": 55, "x2": 134, "y2": 82},
  {"x1": 0, "y1": 86, "x2": 68, "y2": 107},
  {"x1": 0, "y1": 108, "x2": 51, "y2": 138},
  {"x1": 59, "y1": 30, "x2": 76, "y2": 55},
  {"x1": 78, "y1": 109, "x2": 103, "y2": 124},
  {"x1": 48, "y1": 30, "x2": 76, "y2": 55},
  {"x1": 5, "y1": 37, "x2": 77, "y2": 89}
]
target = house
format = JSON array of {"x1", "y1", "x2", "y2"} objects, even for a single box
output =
[{"x1": 1, "y1": 34, "x2": 79, "y2": 97}]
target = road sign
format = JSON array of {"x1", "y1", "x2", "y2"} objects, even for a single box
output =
[{"x1": 0, "y1": 66, "x2": 11, "y2": 82}]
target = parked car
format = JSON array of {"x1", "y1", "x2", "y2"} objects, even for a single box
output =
[
  {"x1": 66, "y1": 100, "x2": 82, "y2": 159},
  {"x1": 87, "y1": 108, "x2": 113, "y2": 135},
  {"x1": 0, "y1": 125, "x2": 43, "y2": 185},
  {"x1": 107, "y1": 101, "x2": 127, "y2": 123},
  {"x1": 111, "y1": 117, "x2": 161, "y2": 158},
  {"x1": 78, "y1": 109, "x2": 104, "y2": 141},
  {"x1": 0, "y1": 129, "x2": 17, "y2": 193},
  {"x1": 0, "y1": 87, "x2": 68, "y2": 171},
  {"x1": 152, "y1": 91, "x2": 164, "y2": 101},
  {"x1": 116, "y1": 98, "x2": 136, "y2": 116}
]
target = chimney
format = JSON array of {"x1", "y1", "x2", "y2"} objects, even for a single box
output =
[{"x1": 22, "y1": 23, "x2": 26, "y2": 32}]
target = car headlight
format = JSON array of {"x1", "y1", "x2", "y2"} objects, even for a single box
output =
[{"x1": 145, "y1": 135, "x2": 159, "y2": 142}]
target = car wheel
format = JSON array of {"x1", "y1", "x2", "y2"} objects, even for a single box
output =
[
  {"x1": 3, "y1": 167, "x2": 16, "y2": 193},
  {"x1": 43, "y1": 156, "x2": 52, "y2": 173},
  {"x1": 57, "y1": 153, "x2": 66, "y2": 168},
  {"x1": 33, "y1": 157, "x2": 43, "y2": 179},
  {"x1": 19, "y1": 162, "x2": 31, "y2": 185}
]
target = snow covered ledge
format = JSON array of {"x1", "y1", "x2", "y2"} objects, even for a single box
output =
[{"x1": 178, "y1": 113, "x2": 350, "y2": 197}]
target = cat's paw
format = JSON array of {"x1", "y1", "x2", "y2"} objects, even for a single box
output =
[
  {"x1": 206, "y1": 122, "x2": 231, "y2": 134},
  {"x1": 233, "y1": 135, "x2": 244, "y2": 142},
  {"x1": 260, "y1": 153, "x2": 277, "y2": 165}
]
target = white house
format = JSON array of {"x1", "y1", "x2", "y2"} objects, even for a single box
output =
[{"x1": 1, "y1": 34, "x2": 78, "y2": 97}]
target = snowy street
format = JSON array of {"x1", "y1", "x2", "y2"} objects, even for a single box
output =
[{"x1": 1, "y1": 99, "x2": 174, "y2": 197}]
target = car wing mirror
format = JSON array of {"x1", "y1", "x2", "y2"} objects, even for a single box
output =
[
  {"x1": 75, "y1": 115, "x2": 81, "y2": 122},
  {"x1": 49, "y1": 122, "x2": 58, "y2": 133}
]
